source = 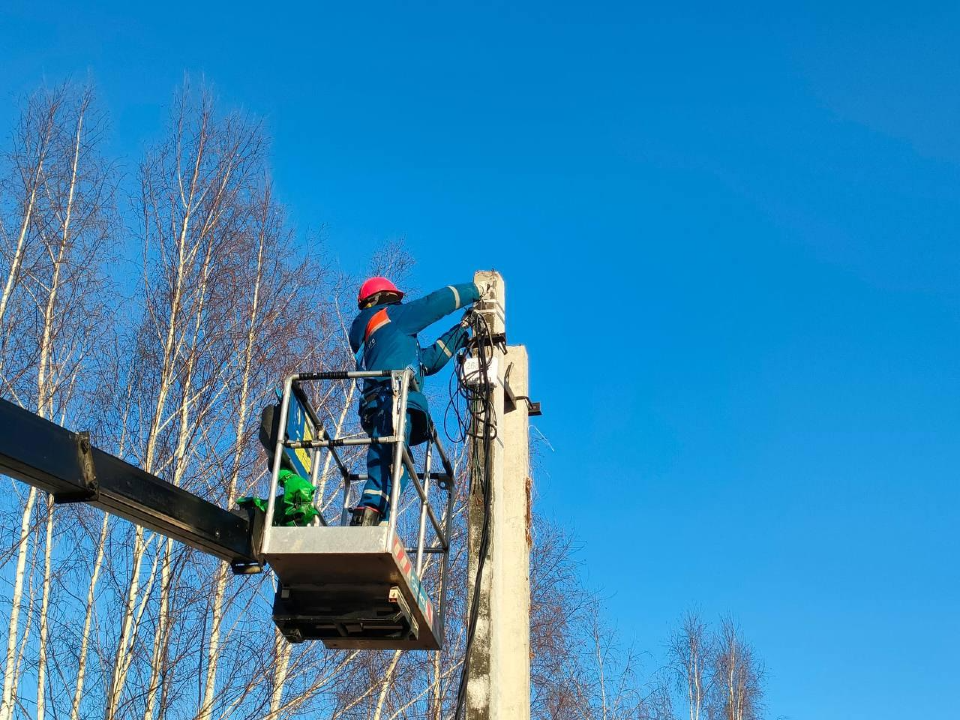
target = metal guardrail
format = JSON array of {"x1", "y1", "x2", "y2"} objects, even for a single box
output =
[{"x1": 260, "y1": 369, "x2": 457, "y2": 577}]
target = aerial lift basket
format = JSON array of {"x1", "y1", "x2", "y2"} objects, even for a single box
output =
[{"x1": 253, "y1": 370, "x2": 456, "y2": 650}]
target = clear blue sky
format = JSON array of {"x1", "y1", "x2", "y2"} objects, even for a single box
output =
[{"x1": 3, "y1": 2, "x2": 959, "y2": 717}]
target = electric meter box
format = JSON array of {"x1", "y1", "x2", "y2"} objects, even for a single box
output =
[{"x1": 461, "y1": 355, "x2": 500, "y2": 388}]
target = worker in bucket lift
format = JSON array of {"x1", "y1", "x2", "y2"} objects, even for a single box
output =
[{"x1": 349, "y1": 276, "x2": 481, "y2": 526}]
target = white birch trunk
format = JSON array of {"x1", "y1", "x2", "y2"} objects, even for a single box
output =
[
  {"x1": 0, "y1": 95, "x2": 56, "y2": 335},
  {"x1": 33, "y1": 99, "x2": 84, "y2": 720},
  {"x1": 431, "y1": 648, "x2": 443, "y2": 720},
  {"x1": 0, "y1": 94, "x2": 67, "y2": 720},
  {"x1": 197, "y1": 207, "x2": 267, "y2": 720},
  {"x1": 0, "y1": 175, "x2": 39, "y2": 330},
  {"x1": 12, "y1": 522, "x2": 40, "y2": 700},
  {"x1": 35, "y1": 495, "x2": 55, "y2": 720},
  {"x1": 142, "y1": 536, "x2": 175, "y2": 720},
  {"x1": 143, "y1": 219, "x2": 220, "y2": 720},
  {"x1": 268, "y1": 632, "x2": 291, "y2": 717},
  {"x1": 372, "y1": 651, "x2": 403, "y2": 720},
  {"x1": 104, "y1": 532, "x2": 164, "y2": 720},
  {"x1": 197, "y1": 561, "x2": 228, "y2": 720},
  {"x1": 595, "y1": 628, "x2": 609, "y2": 720},
  {"x1": 106, "y1": 111, "x2": 204, "y2": 720},
  {"x1": 69, "y1": 512, "x2": 110, "y2": 720},
  {"x1": 0, "y1": 486, "x2": 38, "y2": 720},
  {"x1": 103, "y1": 526, "x2": 149, "y2": 720}
]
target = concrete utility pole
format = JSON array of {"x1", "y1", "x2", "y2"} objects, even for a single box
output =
[{"x1": 465, "y1": 271, "x2": 532, "y2": 720}]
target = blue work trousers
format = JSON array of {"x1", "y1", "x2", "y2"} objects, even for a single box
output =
[{"x1": 359, "y1": 405, "x2": 414, "y2": 519}]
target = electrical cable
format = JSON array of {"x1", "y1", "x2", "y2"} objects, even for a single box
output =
[
  {"x1": 444, "y1": 311, "x2": 498, "y2": 445},
  {"x1": 449, "y1": 309, "x2": 497, "y2": 720}
]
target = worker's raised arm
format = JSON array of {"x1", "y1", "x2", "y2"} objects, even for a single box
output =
[
  {"x1": 392, "y1": 282, "x2": 480, "y2": 335},
  {"x1": 421, "y1": 324, "x2": 470, "y2": 375}
]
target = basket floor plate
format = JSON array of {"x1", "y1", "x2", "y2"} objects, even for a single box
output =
[{"x1": 265, "y1": 526, "x2": 439, "y2": 650}]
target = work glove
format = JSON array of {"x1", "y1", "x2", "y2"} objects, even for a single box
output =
[{"x1": 459, "y1": 309, "x2": 474, "y2": 329}]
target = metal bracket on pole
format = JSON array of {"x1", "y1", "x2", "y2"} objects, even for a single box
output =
[
  {"x1": 53, "y1": 431, "x2": 99, "y2": 504},
  {"x1": 503, "y1": 364, "x2": 542, "y2": 417}
]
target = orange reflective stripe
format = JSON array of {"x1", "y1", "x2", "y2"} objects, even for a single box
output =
[{"x1": 364, "y1": 308, "x2": 391, "y2": 341}]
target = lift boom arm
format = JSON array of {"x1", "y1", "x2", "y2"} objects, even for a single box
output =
[{"x1": 0, "y1": 397, "x2": 258, "y2": 566}]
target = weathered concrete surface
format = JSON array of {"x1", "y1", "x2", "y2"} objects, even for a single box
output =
[
  {"x1": 466, "y1": 271, "x2": 531, "y2": 720},
  {"x1": 491, "y1": 344, "x2": 531, "y2": 720}
]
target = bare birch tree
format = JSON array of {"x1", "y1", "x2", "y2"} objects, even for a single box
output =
[
  {"x1": 707, "y1": 617, "x2": 764, "y2": 720},
  {"x1": 669, "y1": 611, "x2": 712, "y2": 720},
  {"x1": 0, "y1": 82, "x2": 113, "y2": 720},
  {"x1": 0, "y1": 92, "x2": 64, "y2": 715},
  {"x1": 195, "y1": 188, "x2": 329, "y2": 720},
  {"x1": 102, "y1": 82, "x2": 270, "y2": 720}
]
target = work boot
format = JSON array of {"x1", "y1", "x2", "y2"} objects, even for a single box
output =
[{"x1": 350, "y1": 507, "x2": 381, "y2": 527}]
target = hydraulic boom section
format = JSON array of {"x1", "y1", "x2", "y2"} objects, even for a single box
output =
[{"x1": 0, "y1": 397, "x2": 259, "y2": 566}]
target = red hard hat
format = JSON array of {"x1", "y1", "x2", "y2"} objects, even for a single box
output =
[{"x1": 358, "y1": 277, "x2": 403, "y2": 307}]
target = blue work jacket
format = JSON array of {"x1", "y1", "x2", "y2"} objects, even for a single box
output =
[{"x1": 349, "y1": 282, "x2": 480, "y2": 439}]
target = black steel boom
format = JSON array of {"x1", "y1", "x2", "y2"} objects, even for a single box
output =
[{"x1": 0, "y1": 397, "x2": 258, "y2": 567}]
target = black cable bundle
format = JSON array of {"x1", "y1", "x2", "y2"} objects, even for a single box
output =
[
  {"x1": 444, "y1": 312, "x2": 498, "y2": 446},
  {"x1": 450, "y1": 310, "x2": 497, "y2": 720}
]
